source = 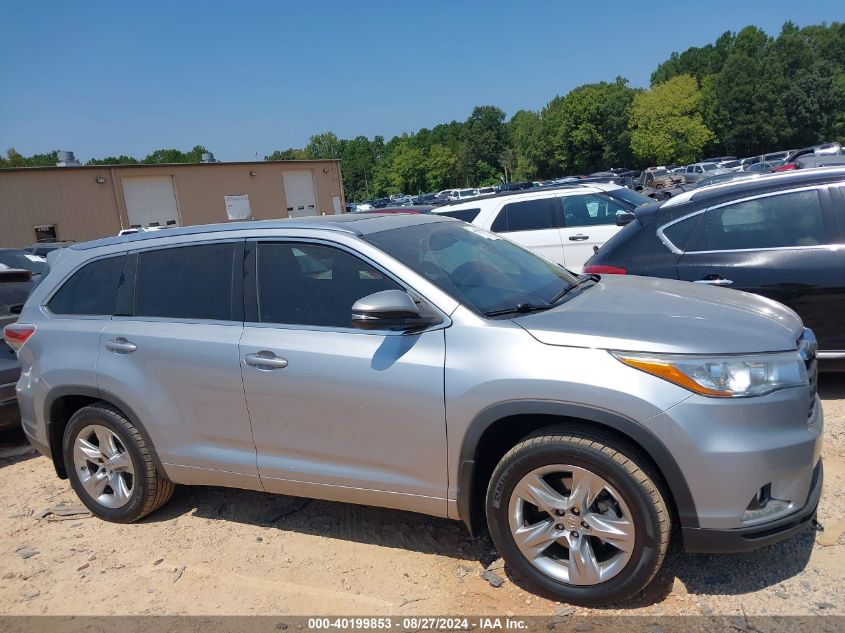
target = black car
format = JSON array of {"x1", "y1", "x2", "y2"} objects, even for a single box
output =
[
  {"x1": 0, "y1": 248, "x2": 47, "y2": 277},
  {"x1": 585, "y1": 168, "x2": 845, "y2": 366},
  {"x1": 0, "y1": 268, "x2": 34, "y2": 429}
]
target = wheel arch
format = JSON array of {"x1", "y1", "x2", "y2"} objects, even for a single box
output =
[
  {"x1": 44, "y1": 386, "x2": 168, "y2": 481},
  {"x1": 457, "y1": 400, "x2": 698, "y2": 536}
]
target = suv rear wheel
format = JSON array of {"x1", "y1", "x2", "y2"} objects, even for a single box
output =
[
  {"x1": 62, "y1": 403, "x2": 174, "y2": 522},
  {"x1": 485, "y1": 429, "x2": 670, "y2": 605}
]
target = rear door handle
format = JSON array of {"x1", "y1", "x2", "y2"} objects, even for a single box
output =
[
  {"x1": 694, "y1": 277, "x2": 733, "y2": 286},
  {"x1": 105, "y1": 338, "x2": 137, "y2": 354},
  {"x1": 245, "y1": 352, "x2": 289, "y2": 369},
  {"x1": 569, "y1": 234, "x2": 589, "y2": 241}
]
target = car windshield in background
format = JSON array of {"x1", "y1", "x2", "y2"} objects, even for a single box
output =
[
  {"x1": 607, "y1": 187, "x2": 651, "y2": 206},
  {"x1": 365, "y1": 222, "x2": 577, "y2": 316},
  {"x1": 0, "y1": 250, "x2": 46, "y2": 274},
  {"x1": 703, "y1": 163, "x2": 718, "y2": 171}
]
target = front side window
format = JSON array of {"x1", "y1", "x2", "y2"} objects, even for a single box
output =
[
  {"x1": 135, "y1": 243, "x2": 235, "y2": 320},
  {"x1": 256, "y1": 243, "x2": 400, "y2": 328},
  {"x1": 365, "y1": 222, "x2": 576, "y2": 315},
  {"x1": 48, "y1": 255, "x2": 125, "y2": 316},
  {"x1": 561, "y1": 194, "x2": 628, "y2": 227},
  {"x1": 492, "y1": 198, "x2": 557, "y2": 233},
  {"x1": 695, "y1": 190, "x2": 828, "y2": 252}
]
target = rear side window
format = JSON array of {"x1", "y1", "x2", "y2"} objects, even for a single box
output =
[
  {"x1": 438, "y1": 208, "x2": 481, "y2": 222},
  {"x1": 695, "y1": 190, "x2": 828, "y2": 252},
  {"x1": 47, "y1": 255, "x2": 125, "y2": 316},
  {"x1": 561, "y1": 194, "x2": 628, "y2": 227},
  {"x1": 491, "y1": 198, "x2": 557, "y2": 232},
  {"x1": 135, "y1": 243, "x2": 236, "y2": 320}
]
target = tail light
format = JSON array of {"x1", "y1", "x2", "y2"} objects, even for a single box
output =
[
  {"x1": 583, "y1": 265, "x2": 627, "y2": 274},
  {"x1": 772, "y1": 163, "x2": 796, "y2": 172},
  {"x1": 3, "y1": 323, "x2": 36, "y2": 351}
]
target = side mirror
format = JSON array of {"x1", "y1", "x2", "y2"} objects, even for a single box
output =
[
  {"x1": 352, "y1": 290, "x2": 433, "y2": 331},
  {"x1": 616, "y1": 212, "x2": 636, "y2": 226}
]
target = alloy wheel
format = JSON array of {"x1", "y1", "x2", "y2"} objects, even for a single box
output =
[
  {"x1": 507, "y1": 464, "x2": 635, "y2": 585},
  {"x1": 72, "y1": 425, "x2": 135, "y2": 509}
]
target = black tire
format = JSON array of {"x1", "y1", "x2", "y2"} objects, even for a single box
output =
[
  {"x1": 485, "y1": 429, "x2": 670, "y2": 606},
  {"x1": 62, "y1": 403, "x2": 175, "y2": 522}
]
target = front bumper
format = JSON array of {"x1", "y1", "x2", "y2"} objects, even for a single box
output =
[{"x1": 683, "y1": 459, "x2": 823, "y2": 553}]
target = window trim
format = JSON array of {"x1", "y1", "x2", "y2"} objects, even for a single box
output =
[
  {"x1": 42, "y1": 253, "x2": 127, "y2": 320},
  {"x1": 658, "y1": 185, "x2": 835, "y2": 255},
  {"x1": 115, "y1": 238, "x2": 244, "y2": 325},
  {"x1": 246, "y1": 237, "x2": 450, "y2": 336}
]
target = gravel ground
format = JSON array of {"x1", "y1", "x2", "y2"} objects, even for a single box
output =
[{"x1": 0, "y1": 376, "x2": 842, "y2": 618}]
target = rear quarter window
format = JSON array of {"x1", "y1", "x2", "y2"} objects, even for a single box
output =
[{"x1": 47, "y1": 255, "x2": 125, "y2": 316}]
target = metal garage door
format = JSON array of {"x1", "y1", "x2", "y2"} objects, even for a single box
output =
[
  {"x1": 121, "y1": 176, "x2": 181, "y2": 228},
  {"x1": 282, "y1": 170, "x2": 318, "y2": 218}
]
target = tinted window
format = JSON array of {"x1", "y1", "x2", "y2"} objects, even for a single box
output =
[
  {"x1": 696, "y1": 190, "x2": 828, "y2": 252},
  {"x1": 257, "y1": 243, "x2": 400, "y2": 328},
  {"x1": 438, "y1": 208, "x2": 481, "y2": 222},
  {"x1": 493, "y1": 198, "x2": 557, "y2": 232},
  {"x1": 136, "y1": 244, "x2": 235, "y2": 320},
  {"x1": 48, "y1": 255, "x2": 125, "y2": 316},
  {"x1": 561, "y1": 194, "x2": 628, "y2": 227},
  {"x1": 0, "y1": 250, "x2": 46, "y2": 274},
  {"x1": 662, "y1": 215, "x2": 701, "y2": 251}
]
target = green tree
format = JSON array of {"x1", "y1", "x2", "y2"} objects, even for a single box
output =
[
  {"x1": 264, "y1": 148, "x2": 307, "y2": 160},
  {"x1": 304, "y1": 132, "x2": 342, "y2": 159},
  {"x1": 86, "y1": 155, "x2": 140, "y2": 165},
  {"x1": 629, "y1": 75, "x2": 714, "y2": 165},
  {"x1": 425, "y1": 144, "x2": 459, "y2": 191},
  {"x1": 461, "y1": 106, "x2": 507, "y2": 184},
  {"x1": 543, "y1": 77, "x2": 636, "y2": 174},
  {"x1": 142, "y1": 145, "x2": 210, "y2": 164}
]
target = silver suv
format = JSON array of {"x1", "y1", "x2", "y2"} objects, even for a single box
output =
[{"x1": 6, "y1": 214, "x2": 823, "y2": 605}]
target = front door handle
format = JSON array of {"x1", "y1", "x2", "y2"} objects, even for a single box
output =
[
  {"x1": 694, "y1": 277, "x2": 733, "y2": 286},
  {"x1": 245, "y1": 352, "x2": 289, "y2": 369},
  {"x1": 105, "y1": 338, "x2": 137, "y2": 354},
  {"x1": 569, "y1": 234, "x2": 590, "y2": 241}
]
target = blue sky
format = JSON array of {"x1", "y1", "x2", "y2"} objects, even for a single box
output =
[{"x1": 1, "y1": 1, "x2": 843, "y2": 161}]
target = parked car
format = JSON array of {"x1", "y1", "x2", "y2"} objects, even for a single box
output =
[
  {"x1": 745, "y1": 161, "x2": 776, "y2": 173},
  {"x1": 6, "y1": 213, "x2": 823, "y2": 605},
  {"x1": 585, "y1": 168, "x2": 845, "y2": 365},
  {"x1": 745, "y1": 151, "x2": 792, "y2": 167},
  {"x1": 774, "y1": 143, "x2": 843, "y2": 173},
  {"x1": 352, "y1": 205, "x2": 434, "y2": 214},
  {"x1": 691, "y1": 171, "x2": 762, "y2": 189},
  {"x1": 412, "y1": 193, "x2": 441, "y2": 205},
  {"x1": 24, "y1": 242, "x2": 75, "y2": 257},
  {"x1": 636, "y1": 168, "x2": 684, "y2": 189},
  {"x1": 1, "y1": 267, "x2": 34, "y2": 430},
  {"x1": 433, "y1": 185, "x2": 637, "y2": 271},
  {"x1": 682, "y1": 162, "x2": 725, "y2": 183},
  {"x1": 476, "y1": 186, "x2": 497, "y2": 196},
  {"x1": 0, "y1": 248, "x2": 47, "y2": 278},
  {"x1": 436, "y1": 189, "x2": 458, "y2": 199},
  {"x1": 448, "y1": 188, "x2": 479, "y2": 201}
]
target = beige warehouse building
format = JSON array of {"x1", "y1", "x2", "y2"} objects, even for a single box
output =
[{"x1": 0, "y1": 159, "x2": 345, "y2": 248}]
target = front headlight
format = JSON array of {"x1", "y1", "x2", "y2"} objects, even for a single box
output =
[{"x1": 612, "y1": 351, "x2": 808, "y2": 397}]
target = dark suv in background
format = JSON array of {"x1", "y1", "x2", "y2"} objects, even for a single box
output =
[
  {"x1": 1, "y1": 268, "x2": 34, "y2": 429},
  {"x1": 585, "y1": 168, "x2": 845, "y2": 366}
]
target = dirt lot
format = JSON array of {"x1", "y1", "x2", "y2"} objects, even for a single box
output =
[{"x1": 0, "y1": 377, "x2": 843, "y2": 618}]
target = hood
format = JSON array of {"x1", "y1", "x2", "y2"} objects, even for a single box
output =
[{"x1": 514, "y1": 275, "x2": 804, "y2": 355}]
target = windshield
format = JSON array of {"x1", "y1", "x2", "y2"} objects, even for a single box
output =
[
  {"x1": 606, "y1": 187, "x2": 650, "y2": 207},
  {"x1": 0, "y1": 250, "x2": 46, "y2": 274},
  {"x1": 703, "y1": 163, "x2": 718, "y2": 171},
  {"x1": 365, "y1": 222, "x2": 576, "y2": 315},
  {"x1": 458, "y1": 189, "x2": 475, "y2": 196}
]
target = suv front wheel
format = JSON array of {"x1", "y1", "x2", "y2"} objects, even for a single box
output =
[
  {"x1": 62, "y1": 403, "x2": 175, "y2": 522},
  {"x1": 486, "y1": 429, "x2": 670, "y2": 605}
]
